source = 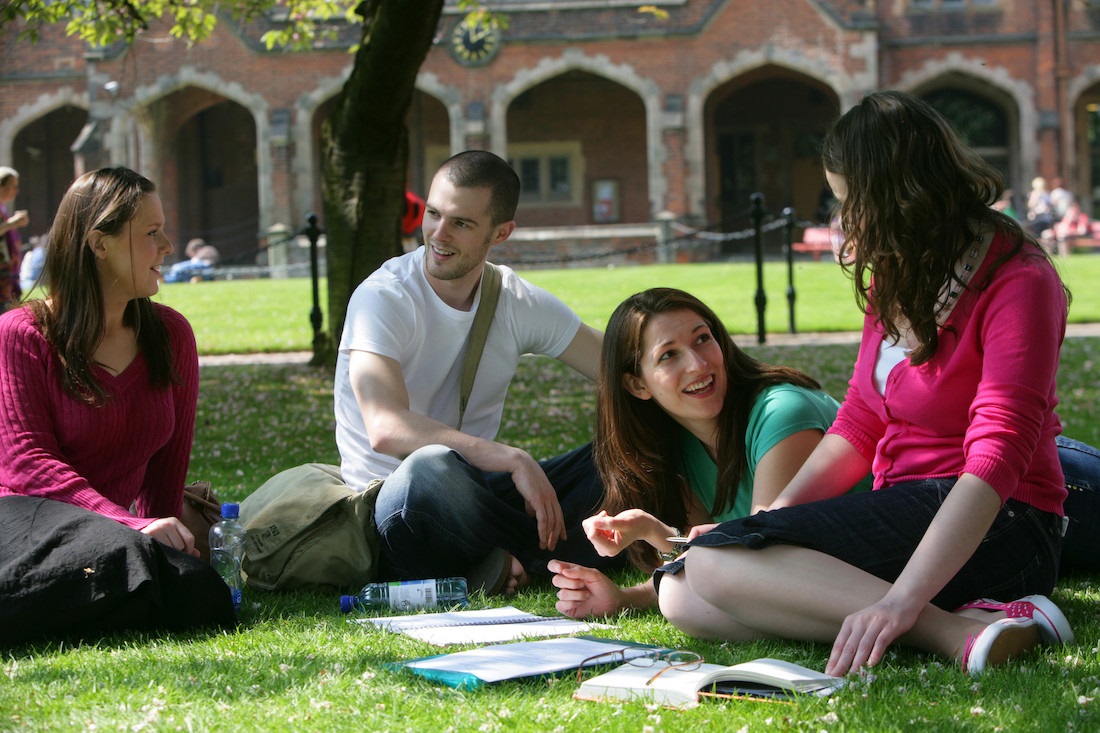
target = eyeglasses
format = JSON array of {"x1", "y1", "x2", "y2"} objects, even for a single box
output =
[{"x1": 574, "y1": 647, "x2": 703, "y2": 685}]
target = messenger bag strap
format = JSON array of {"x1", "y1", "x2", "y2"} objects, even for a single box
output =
[{"x1": 457, "y1": 262, "x2": 502, "y2": 431}]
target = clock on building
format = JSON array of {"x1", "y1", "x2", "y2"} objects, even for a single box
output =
[{"x1": 449, "y1": 19, "x2": 501, "y2": 66}]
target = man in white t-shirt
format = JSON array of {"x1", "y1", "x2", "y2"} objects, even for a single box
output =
[{"x1": 334, "y1": 151, "x2": 622, "y2": 595}]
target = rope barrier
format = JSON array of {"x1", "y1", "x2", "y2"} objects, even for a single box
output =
[{"x1": 184, "y1": 212, "x2": 828, "y2": 277}]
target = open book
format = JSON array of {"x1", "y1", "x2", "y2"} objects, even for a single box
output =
[
  {"x1": 575, "y1": 657, "x2": 845, "y2": 708},
  {"x1": 351, "y1": 605, "x2": 613, "y2": 646}
]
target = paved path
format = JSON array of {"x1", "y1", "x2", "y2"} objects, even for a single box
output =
[{"x1": 197, "y1": 322, "x2": 1100, "y2": 367}]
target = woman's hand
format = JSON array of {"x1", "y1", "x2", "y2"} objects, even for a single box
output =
[
  {"x1": 141, "y1": 517, "x2": 199, "y2": 557},
  {"x1": 549, "y1": 559, "x2": 643, "y2": 618},
  {"x1": 582, "y1": 509, "x2": 669, "y2": 557},
  {"x1": 826, "y1": 597, "x2": 922, "y2": 676},
  {"x1": 826, "y1": 477, "x2": 1003, "y2": 676},
  {"x1": 686, "y1": 523, "x2": 718, "y2": 541}
]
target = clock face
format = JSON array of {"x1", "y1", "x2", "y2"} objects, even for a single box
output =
[{"x1": 449, "y1": 20, "x2": 501, "y2": 66}]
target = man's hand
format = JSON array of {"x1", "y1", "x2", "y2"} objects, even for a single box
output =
[
  {"x1": 141, "y1": 517, "x2": 199, "y2": 557},
  {"x1": 549, "y1": 559, "x2": 634, "y2": 618},
  {"x1": 508, "y1": 447, "x2": 566, "y2": 551}
]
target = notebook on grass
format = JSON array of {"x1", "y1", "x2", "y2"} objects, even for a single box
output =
[
  {"x1": 574, "y1": 657, "x2": 844, "y2": 708},
  {"x1": 390, "y1": 636, "x2": 666, "y2": 689},
  {"x1": 351, "y1": 605, "x2": 613, "y2": 646}
]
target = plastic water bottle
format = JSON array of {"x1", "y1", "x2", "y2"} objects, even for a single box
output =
[
  {"x1": 209, "y1": 503, "x2": 246, "y2": 614},
  {"x1": 340, "y1": 577, "x2": 468, "y2": 613}
]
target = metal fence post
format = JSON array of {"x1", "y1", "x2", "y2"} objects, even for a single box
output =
[
  {"x1": 655, "y1": 210, "x2": 676, "y2": 264},
  {"x1": 783, "y1": 206, "x2": 797, "y2": 334},
  {"x1": 750, "y1": 193, "x2": 767, "y2": 344},
  {"x1": 302, "y1": 212, "x2": 325, "y2": 364}
]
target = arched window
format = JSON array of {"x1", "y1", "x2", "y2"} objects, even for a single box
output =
[{"x1": 922, "y1": 89, "x2": 1010, "y2": 182}]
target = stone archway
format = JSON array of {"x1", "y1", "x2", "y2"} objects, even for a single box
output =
[
  {"x1": 125, "y1": 69, "x2": 269, "y2": 258},
  {"x1": 297, "y1": 70, "x2": 457, "y2": 229},
  {"x1": 898, "y1": 52, "x2": 1034, "y2": 191},
  {"x1": 1068, "y1": 67, "x2": 1100, "y2": 217},
  {"x1": 11, "y1": 104, "x2": 88, "y2": 236},
  {"x1": 687, "y1": 49, "x2": 853, "y2": 224},
  {"x1": 491, "y1": 50, "x2": 663, "y2": 219}
]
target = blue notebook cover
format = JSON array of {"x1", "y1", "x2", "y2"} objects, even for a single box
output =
[{"x1": 388, "y1": 636, "x2": 667, "y2": 689}]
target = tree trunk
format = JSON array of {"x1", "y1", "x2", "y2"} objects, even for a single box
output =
[{"x1": 318, "y1": 0, "x2": 445, "y2": 364}]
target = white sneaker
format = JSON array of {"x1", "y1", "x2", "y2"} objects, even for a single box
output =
[
  {"x1": 955, "y1": 594, "x2": 1074, "y2": 645},
  {"x1": 961, "y1": 617, "x2": 1041, "y2": 676}
]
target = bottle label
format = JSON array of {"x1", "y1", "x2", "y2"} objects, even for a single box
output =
[
  {"x1": 230, "y1": 588, "x2": 243, "y2": 613},
  {"x1": 387, "y1": 580, "x2": 436, "y2": 611}
]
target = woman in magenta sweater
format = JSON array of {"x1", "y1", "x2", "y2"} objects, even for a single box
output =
[
  {"x1": 0, "y1": 167, "x2": 235, "y2": 644},
  {"x1": 655, "y1": 91, "x2": 1073, "y2": 677}
]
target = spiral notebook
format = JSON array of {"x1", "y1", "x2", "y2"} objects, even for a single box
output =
[{"x1": 350, "y1": 605, "x2": 613, "y2": 646}]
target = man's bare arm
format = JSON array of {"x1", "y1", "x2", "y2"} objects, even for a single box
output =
[
  {"x1": 555, "y1": 323, "x2": 603, "y2": 382},
  {"x1": 349, "y1": 349, "x2": 566, "y2": 549}
]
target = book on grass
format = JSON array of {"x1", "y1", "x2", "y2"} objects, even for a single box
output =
[
  {"x1": 390, "y1": 636, "x2": 666, "y2": 689},
  {"x1": 350, "y1": 605, "x2": 613, "y2": 646},
  {"x1": 574, "y1": 657, "x2": 845, "y2": 708}
]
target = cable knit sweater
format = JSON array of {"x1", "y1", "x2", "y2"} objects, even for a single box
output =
[
  {"x1": 0, "y1": 303, "x2": 198, "y2": 530},
  {"x1": 828, "y1": 232, "x2": 1068, "y2": 514}
]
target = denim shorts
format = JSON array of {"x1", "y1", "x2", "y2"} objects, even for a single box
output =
[{"x1": 654, "y1": 478, "x2": 1063, "y2": 610}]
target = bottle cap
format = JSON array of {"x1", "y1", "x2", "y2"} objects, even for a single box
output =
[
  {"x1": 339, "y1": 595, "x2": 359, "y2": 613},
  {"x1": 220, "y1": 503, "x2": 240, "y2": 519}
]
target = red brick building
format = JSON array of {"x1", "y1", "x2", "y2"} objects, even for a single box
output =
[{"x1": 2, "y1": 0, "x2": 1099, "y2": 264}]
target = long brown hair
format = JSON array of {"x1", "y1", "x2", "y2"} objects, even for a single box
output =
[
  {"x1": 594, "y1": 288, "x2": 820, "y2": 570},
  {"x1": 820, "y1": 90, "x2": 1055, "y2": 364},
  {"x1": 28, "y1": 167, "x2": 176, "y2": 404}
]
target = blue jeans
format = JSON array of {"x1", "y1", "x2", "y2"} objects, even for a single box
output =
[
  {"x1": 373, "y1": 442, "x2": 626, "y2": 580},
  {"x1": 1058, "y1": 435, "x2": 1100, "y2": 573}
]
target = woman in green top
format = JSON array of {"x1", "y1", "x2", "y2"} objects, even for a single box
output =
[{"x1": 550, "y1": 287, "x2": 865, "y2": 617}]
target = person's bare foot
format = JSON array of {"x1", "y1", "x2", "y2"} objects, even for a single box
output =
[
  {"x1": 467, "y1": 547, "x2": 528, "y2": 596},
  {"x1": 500, "y1": 554, "x2": 530, "y2": 596}
]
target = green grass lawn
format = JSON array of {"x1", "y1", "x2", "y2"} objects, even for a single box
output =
[
  {"x1": 153, "y1": 252, "x2": 1100, "y2": 354},
  {"x1": 5, "y1": 258, "x2": 1100, "y2": 731}
]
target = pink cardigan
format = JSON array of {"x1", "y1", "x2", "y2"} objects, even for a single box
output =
[
  {"x1": 828, "y1": 233, "x2": 1068, "y2": 514},
  {"x1": 0, "y1": 303, "x2": 198, "y2": 530}
]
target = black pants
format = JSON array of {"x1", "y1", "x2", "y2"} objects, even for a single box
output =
[{"x1": 0, "y1": 495, "x2": 236, "y2": 645}]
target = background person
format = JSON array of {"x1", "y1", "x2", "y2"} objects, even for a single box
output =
[
  {"x1": 1026, "y1": 176, "x2": 1054, "y2": 236},
  {"x1": 0, "y1": 166, "x2": 29, "y2": 308},
  {"x1": 655, "y1": 91, "x2": 1073, "y2": 677},
  {"x1": 18, "y1": 234, "x2": 45, "y2": 294},
  {"x1": 1049, "y1": 177, "x2": 1074, "y2": 221},
  {"x1": 0, "y1": 167, "x2": 235, "y2": 643},
  {"x1": 164, "y1": 237, "x2": 220, "y2": 283}
]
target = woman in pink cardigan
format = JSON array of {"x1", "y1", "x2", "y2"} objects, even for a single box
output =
[
  {"x1": 0, "y1": 167, "x2": 235, "y2": 644},
  {"x1": 655, "y1": 91, "x2": 1073, "y2": 677}
]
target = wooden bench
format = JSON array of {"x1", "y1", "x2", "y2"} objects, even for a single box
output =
[
  {"x1": 1044, "y1": 215, "x2": 1100, "y2": 255},
  {"x1": 791, "y1": 227, "x2": 839, "y2": 262}
]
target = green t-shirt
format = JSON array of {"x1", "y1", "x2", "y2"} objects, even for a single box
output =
[{"x1": 680, "y1": 383, "x2": 869, "y2": 522}]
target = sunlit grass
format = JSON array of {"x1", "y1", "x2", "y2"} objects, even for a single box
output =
[
  {"x1": 5, "y1": 260, "x2": 1100, "y2": 731},
  {"x1": 153, "y1": 253, "x2": 1100, "y2": 354}
]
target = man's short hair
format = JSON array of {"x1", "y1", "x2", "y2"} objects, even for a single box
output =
[
  {"x1": 438, "y1": 151, "x2": 520, "y2": 225},
  {"x1": 185, "y1": 238, "x2": 206, "y2": 258}
]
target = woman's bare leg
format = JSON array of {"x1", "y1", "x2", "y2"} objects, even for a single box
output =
[
  {"x1": 656, "y1": 569, "x2": 763, "y2": 642},
  {"x1": 664, "y1": 545, "x2": 992, "y2": 661}
]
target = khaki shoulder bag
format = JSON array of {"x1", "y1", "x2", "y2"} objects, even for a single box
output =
[{"x1": 238, "y1": 264, "x2": 503, "y2": 590}]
